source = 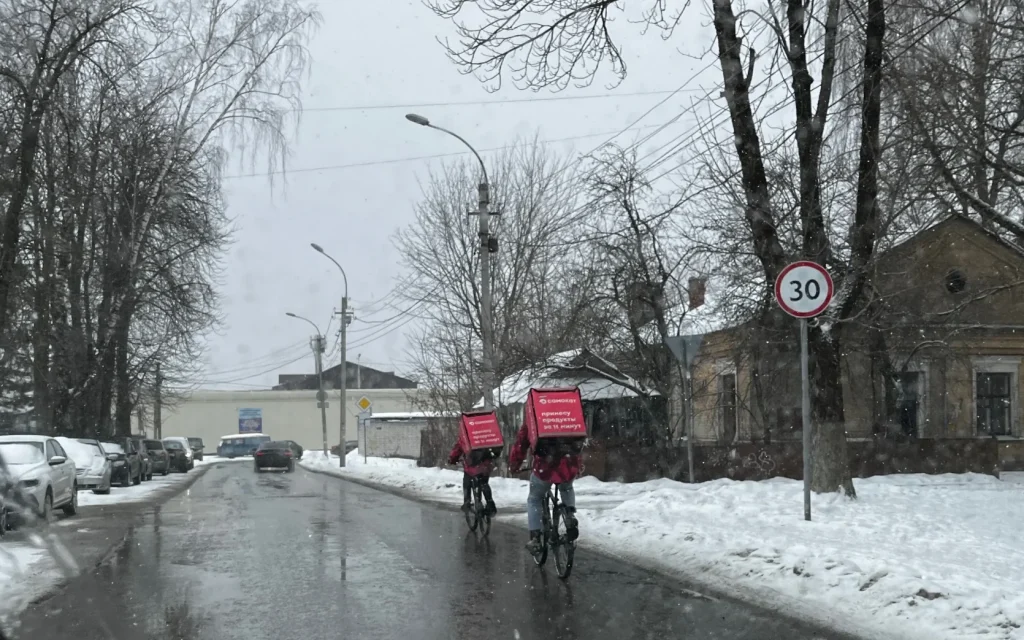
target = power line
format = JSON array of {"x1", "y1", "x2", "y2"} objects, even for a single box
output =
[
  {"x1": 194, "y1": 352, "x2": 310, "y2": 385},
  {"x1": 301, "y1": 89, "x2": 704, "y2": 113},
  {"x1": 221, "y1": 122, "x2": 682, "y2": 179}
]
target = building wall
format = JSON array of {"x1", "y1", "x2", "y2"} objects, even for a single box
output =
[
  {"x1": 685, "y1": 217, "x2": 1024, "y2": 447},
  {"x1": 134, "y1": 388, "x2": 427, "y2": 450},
  {"x1": 360, "y1": 419, "x2": 428, "y2": 458}
]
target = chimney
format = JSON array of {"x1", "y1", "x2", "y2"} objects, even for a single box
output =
[{"x1": 687, "y1": 277, "x2": 706, "y2": 310}]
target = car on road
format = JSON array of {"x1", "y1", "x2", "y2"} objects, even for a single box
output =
[
  {"x1": 129, "y1": 435, "x2": 155, "y2": 481},
  {"x1": 162, "y1": 438, "x2": 192, "y2": 472},
  {"x1": 141, "y1": 439, "x2": 170, "y2": 476},
  {"x1": 57, "y1": 437, "x2": 112, "y2": 495},
  {"x1": 187, "y1": 437, "x2": 205, "y2": 461},
  {"x1": 218, "y1": 434, "x2": 271, "y2": 458},
  {"x1": 0, "y1": 435, "x2": 78, "y2": 526},
  {"x1": 103, "y1": 440, "x2": 142, "y2": 487},
  {"x1": 283, "y1": 440, "x2": 304, "y2": 459},
  {"x1": 254, "y1": 441, "x2": 296, "y2": 473}
]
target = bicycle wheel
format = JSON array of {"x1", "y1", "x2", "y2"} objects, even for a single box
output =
[
  {"x1": 475, "y1": 487, "x2": 490, "y2": 536},
  {"x1": 552, "y1": 505, "x2": 576, "y2": 580},
  {"x1": 464, "y1": 483, "x2": 479, "y2": 532}
]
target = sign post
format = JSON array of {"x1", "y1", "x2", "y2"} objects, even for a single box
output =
[{"x1": 773, "y1": 261, "x2": 834, "y2": 522}]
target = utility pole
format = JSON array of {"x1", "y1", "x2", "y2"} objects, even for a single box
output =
[
  {"x1": 475, "y1": 181, "x2": 496, "y2": 410},
  {"x1": 154, "y1": 362, "x2": 163, "y2": 440},
  {"x1": 338, "y1": 299, "x2": 350, "y2": 467},
  {"x1": 313, "y1": 334, "x2": 329, "y2": 457},
  {"x1": 404, "y1": 113, "x2": 498, "y2": 411}
]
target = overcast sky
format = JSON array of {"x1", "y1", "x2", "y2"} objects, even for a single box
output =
[{"x1": 197, "y1": 1, "x2": 725, "y2": 390}]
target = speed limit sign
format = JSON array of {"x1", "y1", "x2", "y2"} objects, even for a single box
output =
[{"x1": 774, "y1": 261, "x2": 833, "y2": 318}]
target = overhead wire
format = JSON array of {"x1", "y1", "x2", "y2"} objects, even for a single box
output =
[{"x1": 299, "y1": 88, "x2": 706, "y2": 112}]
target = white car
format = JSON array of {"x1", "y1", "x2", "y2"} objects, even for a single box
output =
[
  {"x1": 56, "y1": 436, "x2": 112, "y2": 495},
  {"x1": 163, "y1": 436, "x2": 194, "y2": 471},
  {"x1": 0, "y1": 435, "x2": 78, "y2": 526}
]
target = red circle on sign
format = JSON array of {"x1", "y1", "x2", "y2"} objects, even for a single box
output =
[{"x1": 774, "y1": 261, "x2": 834, "y2": 318}]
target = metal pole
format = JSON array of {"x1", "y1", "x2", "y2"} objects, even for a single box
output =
[
  {"x1": 478, "y1": 181, "x2": 495, "y2": 411},
  {"x1": 154, "y1": 362, "x2": 162, "y2": 440},
  {"x1": 339, "y1": 295, "x2": 348, "y2": 467},
  {"x1": 314, "y1": 336, "x2": 328, "y2": 457},
  {"x1": 800, "y1": 318, "x2": 812, "y2": 521},
  {"x1": 683, "y1": 342, "x2": 695, "y2": 484}
]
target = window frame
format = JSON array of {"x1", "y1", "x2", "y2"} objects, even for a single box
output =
[
  {"x1": 971, "y1": 357, "x2": 1020, "y2": 438},
  {"x1": 892, "y1": 356, "x2": 930, "y2": 438}
]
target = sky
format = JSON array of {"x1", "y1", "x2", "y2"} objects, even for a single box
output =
[{"x1": 197, "y1": 1, "x2": 729, "y2": 390}]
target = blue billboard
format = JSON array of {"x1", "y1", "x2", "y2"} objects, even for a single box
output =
[{"x1": 238, "y1": 408, "x2": 263, "y2": 434}]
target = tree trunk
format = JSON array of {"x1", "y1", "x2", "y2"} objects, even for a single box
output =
[
  {"x1": 808, "y1": 325, "x2": 855, "y2": 495},
  {"x1": 114, "y1": 311, "x2": 133, "y2": 436}
]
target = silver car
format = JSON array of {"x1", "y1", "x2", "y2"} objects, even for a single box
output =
[
  {"x1": 58, "y1": 437, "x2": 112, "y2": 495},
  {"x1": 0, "y1": 435, "x2": 78, "y2": 526}
]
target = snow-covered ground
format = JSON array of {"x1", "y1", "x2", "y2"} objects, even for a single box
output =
[
  {"x1": 1, "y1": 456, "x2": 221, "y2": 626},
  {"x1": 301, "y1": 451, "x2": 1024, "y2": 640}
]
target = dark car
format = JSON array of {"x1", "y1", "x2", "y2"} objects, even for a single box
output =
[
  {"x1": 254, "y1": 441, "x2": 295, "y2": 473},
  {"x1": 129, "y1": 436, "x2": 153, "y2": 481},
  {"x1": 103, "y1": 440, "x2": 142, "y2": 487},
  {"x1": 187, "y1": 437, "x2": 205, "y2": 461},
  {"x1": 163, "y1": 439, "x2": 190, "y2": 472},
  {"x1": 284, "y1": 440, "x2": 303, "y2": 460},
  {"x1": 142, "y1": 439, "x2": 170, "y2": 476}
]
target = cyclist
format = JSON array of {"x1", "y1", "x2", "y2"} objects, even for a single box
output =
[
  {"x1": 447, "y1": 438, "x2": 497, "y2": 516},
  {"x1": 508, "y1": 420, "x2": 580, "y2": 553}
]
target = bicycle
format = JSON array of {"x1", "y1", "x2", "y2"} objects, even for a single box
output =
[
  {"x1": 530, "y1": 480, "x2": 578, "y2": 580},
  {"x1": 464, "y1": 474, "x2": 491, "y2": 536}
]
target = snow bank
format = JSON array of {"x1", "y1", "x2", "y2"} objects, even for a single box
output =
[{"x1": 301, "y1": 451, "x2": 1024, "y2": 640}]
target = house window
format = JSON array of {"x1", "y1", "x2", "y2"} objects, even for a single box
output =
[
  {"x1": 720, "y1": 373, "x2": 738, "y2": 443},
  {"x1": 896, "y1": 371, "x2": 921, "y2": 438},
  {"x1": 977, "y1": 372, "x2": 1012, "y2": 436}
]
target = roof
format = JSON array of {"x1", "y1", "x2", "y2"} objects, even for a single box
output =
[
  {"x1": 368, "y1": 411, "x2": 458, "y2": 420},
  {"x1": 0, "y1": 434, "x2": 50, "y2": 443},
  {"x1": 483, "y1": 348, "x2": 656, "y2": 407},
  {"x1": 218, "y1": 434, "x2": 270, "y2": 440}
]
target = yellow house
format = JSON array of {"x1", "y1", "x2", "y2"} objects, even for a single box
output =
[{"x1": 686, "y1": 216, "x2": 1024, "y2": 472}]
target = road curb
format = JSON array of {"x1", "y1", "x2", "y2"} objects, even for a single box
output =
[{"x1": 24, "y1": 464, "x2": 213, "y2": 609}]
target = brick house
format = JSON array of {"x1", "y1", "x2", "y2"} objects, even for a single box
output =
[{"x1": 685, "y1": 215, "x2": 1024, "y2": 474}]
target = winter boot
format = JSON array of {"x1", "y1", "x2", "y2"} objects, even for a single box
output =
[
  {"x1": 485, "y1": 500, "x2": 497, "y2": 516},
  {"x1": 526, "y1": 530, "x2": 543, "y2": 554},
  {"x1": 565, "y1": 508, "x2": 579, "y2": 542}
]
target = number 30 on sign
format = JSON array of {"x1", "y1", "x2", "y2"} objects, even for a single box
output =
[{"x1": 774, "y1": 261, "x2": 834, "y2": 318}]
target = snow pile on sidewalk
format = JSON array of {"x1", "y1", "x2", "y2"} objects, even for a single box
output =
[
  {"x1": 301, "y1": 451, "x2": 1024, "y2": 640},
  {"x1": 79, "y1": 456, "x2": 217, "y2": 507},
  {"x1": 0, "y1": 542, "x2": 56, "y2": 627}
]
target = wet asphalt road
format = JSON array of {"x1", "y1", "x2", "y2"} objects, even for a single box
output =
[{"x1": 10, "y1": 462, "x2": 847, "y2": 640}]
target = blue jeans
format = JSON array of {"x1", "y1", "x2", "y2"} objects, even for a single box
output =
[{"x1": 527, "y1": 473, "x2": 575, "y2": 531}]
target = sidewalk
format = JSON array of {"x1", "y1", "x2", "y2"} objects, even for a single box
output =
[{"x1": 301, "y1": 450, "x2": 1024, "y2": 640}]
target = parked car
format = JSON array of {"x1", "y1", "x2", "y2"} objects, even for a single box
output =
[
  {"x1": 217, "y1": 434, "x2": 271, "y2": 458},
  {"x1": 0, "y1": 435, "x2": 78, "y2": 526},
  {"x1": 57, "y1": 437, "x2": 111, "y2": 495},
  {"x1": 103, "y1": 440, "x2": 142, "y2": 487},
  {"x1": 187, "y1": 437, "x2": 205, "y2": 461},
  {"x1": 162, "y1": 439, "x2": 192, "y2": 472},
  {"x1": 142, "y1": 439, "x2": 170, "y2": 476},
  {"x1": 254, "y1": 441, "x2": 295, "y2": 473},
  {"x1": 129, "y1": 435, "x2": 154, "y2": 481},
  {"x1": 0, "y1": 450, "x2": 10, "y2": 535}
]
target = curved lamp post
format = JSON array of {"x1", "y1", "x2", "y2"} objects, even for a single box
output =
[
  {"x1": 404, "y1": 113, "x2": 496, "y2": 410},
  {"x1": 310, "y1": 243, "x2": 350, "y2": 467}
]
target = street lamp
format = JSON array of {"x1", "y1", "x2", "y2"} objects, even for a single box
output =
[
  {"x1": 311, "y1": 243, "x2": 350, "y2": 467},
  {"x1": 286, "y1": 312, "x2": 329, "y2": 456},
  {"x1": 405, "y1": 113, "x2": 496, "y2": 411}
]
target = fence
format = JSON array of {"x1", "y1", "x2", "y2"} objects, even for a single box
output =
[{"x1": 581, "y1": 437, "x2": 1001, "y2": 483}]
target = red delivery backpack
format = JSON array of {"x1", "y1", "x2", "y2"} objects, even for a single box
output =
[
  {"x1": 524, "y1": 387, "x2": 588, "y2": 458},
  {"x1": 459, "y1": 410, "x2": 505, "y2": 466}
]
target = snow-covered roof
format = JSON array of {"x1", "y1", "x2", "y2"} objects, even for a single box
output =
[
  {"x1": 481, "y1": 348, "x2": 656, "y2": 407},
  {"x1": 368, "y1": 411, "x2": 458, "y2": 420},
  {"x1": 0, "y1": 434, "x2": 50, "y2": 443}
]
